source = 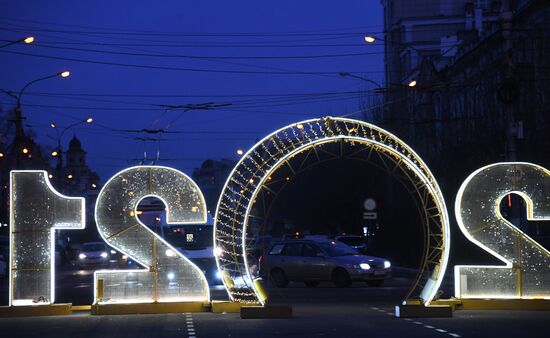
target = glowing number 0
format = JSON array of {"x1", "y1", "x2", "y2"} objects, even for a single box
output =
[
  {"x1": 455, "y1": 162, "x2": 550, "y2": 299},
  {"x1": 94, "y1": 166, "x2": 209, "y2": 304},
  {"x1": 9, "y1": 171, "x2": 85, "y2": 306}
]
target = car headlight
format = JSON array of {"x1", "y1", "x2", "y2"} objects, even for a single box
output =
[
  {"x1": 110, "y1": 250, "x2": 116, "y2": 255},
  {"x1": 359, "y1": 263, "x2": 371, "y2": 270},
  {"x1": 100, "y1": 252, "x2": 108, "y2": 258},
  {"x1": 79, "y1": 253, "x2": 86, "y2": 259},
  {"x1": 384, "y1": 261, "x2": 391, "y2": 269}
]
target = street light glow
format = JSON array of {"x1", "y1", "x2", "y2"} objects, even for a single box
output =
[
  {"x1": 236, "y1": 149, "x2": 244, "y2": 155},
  {"x1": 86, "y1": 117, "x2": 93, "y2": 123},
  {"x1": 408, "y1": 80, "x2": 417, "y2": 87},
  {"x1": 50, "y1": 123, "x2": 56, "y2": 128},
  {"x1": 22, "y1": 148, "x2": 29, "y2": 154},
  {"x1": 23, "y1": 36, "x2": 35, "y2": 44},
  {"x1": 51, "y1": 151, "x2": 58, "y2": 157},
  {"x1": 59, "y1": 71, "x2": 70, "y2": 78},
  {"x1": 67, "y1": 174, "x2": 73, "y2": 179},
  {"x1": 364, "y1": 36, "x2": 376, "y2": 43}
]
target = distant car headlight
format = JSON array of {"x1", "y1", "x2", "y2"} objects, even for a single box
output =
[
  {"x1": 110, "y1": 250, "x2": 116, "y2": 255},
  {"x1": 359, "y1": 263, "x2": 371, "y2": 270},
  {"x1": 79, "y1": 253, "x2": 86, "y2": 259},
  {"x1": 100, "y1": 252, "x2": 108, "y2": 258},
  {"x1": 384, "y1": 261, "x2": 391, "y2": 269}
]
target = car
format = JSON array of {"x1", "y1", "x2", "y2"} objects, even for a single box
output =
[
  {"x1": 262, "y1": 239, "x2": 391, "y2": 288},
  {"x1": 77, "y1": 242, "x2": 111, "y2": 268},
  {"x1": 331, "y1": 235, "x2": 368, "y2": 254}
]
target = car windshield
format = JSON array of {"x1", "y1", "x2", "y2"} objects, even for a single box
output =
[
  {"x1": 83, "y1": 243, "x2": 105, "y2": 252},
  {"x1": 338, "y1": 237, "x2": 365, "y2": 246},
  {"x1": 319, "y1": 241, "x2": 358, "y2": 256}
]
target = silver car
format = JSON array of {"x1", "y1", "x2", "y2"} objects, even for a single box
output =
[{"x1": 262, "y1": 240, "x2": 391, "y2": 288}]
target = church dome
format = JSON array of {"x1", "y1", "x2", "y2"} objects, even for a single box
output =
[{"x1": 68, "y1": 136, "x2": 82, "y2": 150}]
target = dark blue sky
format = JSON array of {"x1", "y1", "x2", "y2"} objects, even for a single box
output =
[{"x1": 0, "y1": 0, "x2": 384, "y2": 181}]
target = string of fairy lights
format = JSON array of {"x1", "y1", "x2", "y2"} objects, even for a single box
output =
[{"x1": 214, "y1": 116, "x2": 449, "y2": 304}]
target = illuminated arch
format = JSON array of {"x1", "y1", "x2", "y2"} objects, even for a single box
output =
[{"x1": 214, "y1": 117, "x2": 450, "y2": 305}]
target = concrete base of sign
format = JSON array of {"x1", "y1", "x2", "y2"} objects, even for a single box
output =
[
  {"x1": 395, "y1": 304, "x2": 453, "y2": 318},
  {"x1": 0, "y1": 303, "x2": 72, "y2": 317},
  {"x1": 445, "y1": 298, "x2": 550, "y2": 311},
  {"x1": 211, "y1": 300, "x2": 256, "y2": 313},
  {"x1": 91, "y1": 301, "x2": 209, "y2": 315},
  {"x1": 240, "y1": 305, "x2": 292, "y2": 319}
]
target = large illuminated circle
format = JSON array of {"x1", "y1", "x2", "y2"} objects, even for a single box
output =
[{"x1": 214, "y1": 117, "x2": 450, "y2": 305}]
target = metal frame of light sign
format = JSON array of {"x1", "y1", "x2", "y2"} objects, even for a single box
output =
[
  {"x1": 214, "y1": 117, "x2": 450, "y2": 306},
  {"x1": 9, "y1": 170, "x2": 85, "y2": 306},
  {"x1": 93, "y1": 165, "x2": 209, "y2": 304},
  {"x1": 455, "y1": 162, "x2": 550, "y2": 299}
]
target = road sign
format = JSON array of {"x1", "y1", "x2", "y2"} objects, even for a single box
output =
[
  {"x1": 364, "y1": 198, "x2": 377, "y2": 211},
  {"x1": 363, "y1": 211, "x2": 377, "y2": 220}
]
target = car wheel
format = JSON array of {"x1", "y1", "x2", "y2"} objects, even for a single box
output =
[
  {"x1": 270, "y1": 268, "x2": 288, "y2": 288},
  {"x1": 304, "y1": 281, "x2": 319, "y2": 288},
  {"x1": 332, "y1": 268, "x2": 351, "y2": 287},
  {"x1": 367, "y1": 279, "x2": 385, "y2": 287}
]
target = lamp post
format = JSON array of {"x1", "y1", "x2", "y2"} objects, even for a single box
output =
[
  {"x1": 9, "y1": 71, "x2": 70, "y2": 169},
  {"x1": 0, "y1": 36, "x2": 34, "y2": 49},
  {"x1": 338, "y1": 72, "x2": 383, "y2": 90},
  {"x1": 359, "y1": 34, "x2": 419, "y2": 88},
  {"x1": 50, "y1": 118, "x2": 93, "y2": 191},
  {"x1": 16, "y1": 71, "x2": 70, "y2": 111},
  {"x1": 14, "y1": 71, "x2": 71, "y2": 135}
]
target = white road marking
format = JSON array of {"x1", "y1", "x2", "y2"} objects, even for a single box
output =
[
  {"x1": 185, "y1": 312, "x2": 197, "y2": 338},
  {"x1": 368, "y1": 306, "x2": 461, "y2": 338}
]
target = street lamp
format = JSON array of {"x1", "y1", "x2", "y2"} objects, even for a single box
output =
[
  {"x1": 236, "y1": 149, "x2": 244, "y2": 156},
  {"x1": 17, "y1": 71, "x2": 70, "y2": 110},
  {"x1": 340, "y1": 72, "x2": 420, "y2": 91},
  {"x1": 364, "y1": 36, "x2": 376, "y2": 43},
  {"x1": 339, "y1": 72, "x2": 383, "y2": 89},
  {"x1": 0, "y1": 36, "x2": 35, "y2": 49},
  {"x1": 50, "y1": 117, "x2": 93, "y2": 191},
  {"x1": 9, "y1": 72, "x2": 72, "y2": 170}
]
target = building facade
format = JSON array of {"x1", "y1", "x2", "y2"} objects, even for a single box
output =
[{"x1": 378, "y1": 0, "x2": 550, "y2": 247}]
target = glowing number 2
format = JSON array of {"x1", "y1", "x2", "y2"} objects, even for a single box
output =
[
  {"x1": 94, "y1": 166, "x2": 209, "y2": 304},
  {"x1": 9, "y1": 171, "x2": 85, "y2": 306},
  {"x1": 455, "y1": 162, "x2": 550, "y2": 299}
]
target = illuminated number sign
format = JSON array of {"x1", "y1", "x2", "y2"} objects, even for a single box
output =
[
  {"x1": 4, "y1": 118, "x2": 550, "y2": 316},
  {"x1": 455, "y1": 162, "x2": 550, "y2": 299},
  {"x1": 94, "y1": 166, "x2": 209, "y2": 304},
  {"x1": 9, "y1": 171, "x2": 85, "y2": 306}
]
